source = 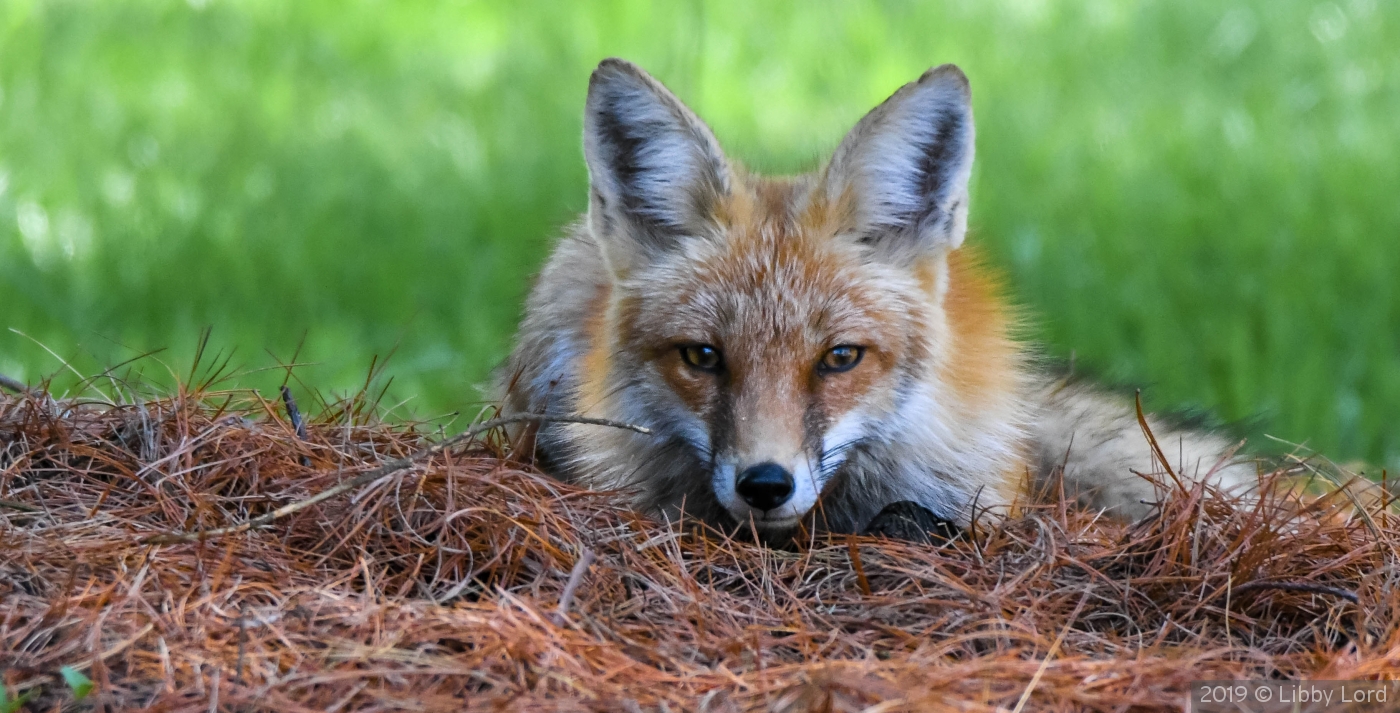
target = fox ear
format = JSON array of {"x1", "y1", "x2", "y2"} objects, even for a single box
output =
[
  {"x1": 584, "y1": 58, "x2": 730, "y2": 275},
  {"x1": 822, "y1": 64, "x2": 975, "y2": 260}
]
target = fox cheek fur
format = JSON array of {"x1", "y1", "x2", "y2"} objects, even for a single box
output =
[{"x1": 502, "y1": 58, "x2": 1258, "y2": 539}]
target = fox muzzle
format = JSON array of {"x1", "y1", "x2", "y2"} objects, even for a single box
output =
[{"x1": 734, "y1": 462, "x2": 795, "y2": 511}]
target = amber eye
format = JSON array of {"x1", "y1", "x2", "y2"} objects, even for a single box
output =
[
  {"x1": 819, "y1": 345, "x2": 864, "y2": 374},
  {"x1": 680, "y1": 344, "x2": 723, "y2": 372}
]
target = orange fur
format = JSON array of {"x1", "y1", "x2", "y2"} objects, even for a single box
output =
[
  {"x1": 940, "y1": 249, "x2": 1021, "y2": 409},
  {"x1": 575, "y1": 282, "x2": 614, "y2": 416}
]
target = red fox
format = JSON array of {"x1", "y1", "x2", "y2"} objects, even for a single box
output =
[{"x1": 502, "y1": 58, "x2": 1256, "y2": 542}]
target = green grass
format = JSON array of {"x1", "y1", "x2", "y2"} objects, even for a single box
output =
[{"x1": 1, "y1": 0, "x2": 1397, "y2": 468}]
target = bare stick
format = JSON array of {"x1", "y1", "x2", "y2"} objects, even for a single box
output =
[
  {"x1": 0, "y1": 499, "x2": 41, "y2": 513},
  {"x1": 143, "y1": 414, "x2": 650, "y2": 545},
  {"x1": 280, "y1": 385, "x2": 312, "y2": 467},
  {"x1": 0, "y1": 373, "x2": 33, "y2": 395},
  {"x1": 279, "y1": 385, "x2": 309, "y2": 441},
  {"x1": 553, "y1": 548, "x2": 598, "y2": 624}
]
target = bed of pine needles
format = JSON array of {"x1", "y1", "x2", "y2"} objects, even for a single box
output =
[{"x1": 1, "y1": 377, "x2": 1397, "y2": 712}]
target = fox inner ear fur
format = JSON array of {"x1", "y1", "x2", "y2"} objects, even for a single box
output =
[
  {"x1": 822, "y1": 64, "x2": 975, "y2": 261},
  {"x1": 583, "y1": 58, "x2": 731, "y2": 276}
]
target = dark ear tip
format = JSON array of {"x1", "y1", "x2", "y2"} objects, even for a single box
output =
[
  {"x1": 918, "y1": 63, "x2": 971, "y2": 97},
  {"x1": 590, "y1": 57, "x2": 647, "y2": 90}
]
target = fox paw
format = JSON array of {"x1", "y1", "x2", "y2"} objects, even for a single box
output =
[{"x1": 864, "y1": 501, "x2": 961, "y2": 545}]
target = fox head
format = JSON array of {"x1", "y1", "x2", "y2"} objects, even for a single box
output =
[{"x1": 573, "y1": 58, "x2": 1008, "y2": 534}]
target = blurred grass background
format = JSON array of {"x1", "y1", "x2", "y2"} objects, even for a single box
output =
[{"x1": 0, "y1": 0, "x2": 1396, "y2": 468}]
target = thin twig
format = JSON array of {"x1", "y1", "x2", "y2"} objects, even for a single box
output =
[
  {"x1": 553, "y1": 548, "x2": 598, "y2": 624},
  {"x1": 280, "y1": 385, "x2": 312, "y2": 466},
  {"x1": 0, "y1": 373, "x2": 33, "y2": 395},
  {"x1": 142, "y1": 414, "x2": 651, "y2": 544},
  {"x1": 280, "y1": 385, "x2": 309, "y2": 440},
  {"x1": 0, "y1": 499, "x2": 41, "y2": 513}
]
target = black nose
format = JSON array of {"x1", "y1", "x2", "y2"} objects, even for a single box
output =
[{"x1": 735, "y1": 462, "x2": 795, "y2": 511}]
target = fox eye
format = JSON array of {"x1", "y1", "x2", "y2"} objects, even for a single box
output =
[
  {"x1": 819, "y1": 345, "x2": 864, "y2": 374},
  {"x1": 680, "y1": 344, "x2": 723, "y2": 372}
]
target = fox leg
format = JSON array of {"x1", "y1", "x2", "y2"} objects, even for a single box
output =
[{"x1": 864, "y1": 501, "x2": 962, "y2": 544}]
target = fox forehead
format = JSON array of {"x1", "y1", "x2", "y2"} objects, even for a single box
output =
[{"x1": 619, "y1": 175, "x2": 932, "y2": 350}]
